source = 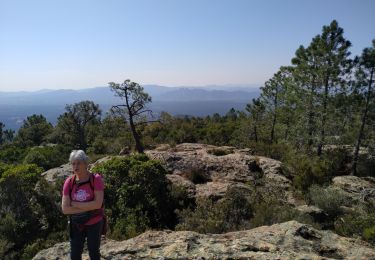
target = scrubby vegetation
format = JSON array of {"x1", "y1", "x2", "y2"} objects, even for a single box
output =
[
  {"x1": 0, "y1": 164, "x2": 66, "y2": 259},
  {"x1": 91, "y1": 155, "x2": 176, "y2": 240}
]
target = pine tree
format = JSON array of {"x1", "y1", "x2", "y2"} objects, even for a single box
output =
[
  {"x1": 312, "y1": 20, "x2": 352, "y2": 156},
  {"x1": 291, "y1": 45, "x2": 320, "y2": 150},
  {"x1": 352, "y1": 39, "x2": 375, "y2": 175},
  {"x1": 109, "y1": 79, "x2": 158, "y2": 153},
  {"x1": 290, "y1": 20, "x2": 352, "y2": 154},
  {"x1": 260, "y1": 66, "x2": 296, "y2": 143},
  {"x1": 246, "y1": 98, "x2": 266, "y2": 143}
]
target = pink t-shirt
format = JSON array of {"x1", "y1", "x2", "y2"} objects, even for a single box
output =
[{"x1": 63, "y1": 173, "x2": 105, "y2": 225}]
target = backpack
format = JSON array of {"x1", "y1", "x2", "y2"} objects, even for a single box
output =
[{"x1": 68, "y1": 173, "x2": 108, "y2": 236}]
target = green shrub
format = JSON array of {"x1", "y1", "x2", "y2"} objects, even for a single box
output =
[
  {"x1": 87, "y1": 138, "x2": 107, "y2": 155},
  {"x1": 0, "y1": 164, "x2": 65, "y2": 259},
  {"x1": 168, "y1": 185, "x2": 195, "y2": 210},
  {"x1": 176, "y1": 187, "x2": 254, "y2": 233},
  {"x1": 92, "y1": 154, "x2": 175, "y2": 239},
  {"x1": 0, "y1": 163, "x2": 11, "y2": 178},
  {"x1": 250, "y1": 197, "x2": 315, "y2": 228},
  {"x1": 243, "y1": 141, "x2": 293, "y2": 161},
  {"x1": 0, "y1": 238, "x2": 17, "y2": 260},
  {"x1": 363, "y1": 226, "x2": 375, "y2": 243},
  {"x1": 111, "y1": 209, "x2": 150, "y2": 240},
  {"x1": 0, "y1": 144, "x2": 28, "y2": 164},
  {"x1": 1, "y1": 164, "x2": 43, "y2": 185},
  {"x1": 334, "y1": 206, "x2": 375, "y2": 244},
  {"x1": 307, "y1": 185, "x2": 348, "y2": 219},
  {"x1": 283, "y1": 153, "x2": 331, "y2": 191},
  {"x1": 321, "y1": 147, "x2": 352, "y2": 176},
  {"x1": 356, "y1": 154, "x2": 375, "y2": 177},
  {"x1": 22, "y1": 145, "x2": 70, "y2": 170},
  {"x1": 175, "y1": 197, "x2": 225, "y2": 233},
  {"x1": 23, "y1": 150, "x2": 48, "y2": 169}
]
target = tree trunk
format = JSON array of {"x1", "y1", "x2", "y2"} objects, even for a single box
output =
[
  {"x1": 284, "y1": 114, "x2": 291, "y2": 141},
  {"x1": 270, "y1": 89, "x2": 278, "y2": 144},
  {"x1": 352, "y1": 67, "x2": 374, "y2": 175},
  {"x1": 129, "y1": 115, "x2": 144, "y2": 153},
  {"x1": 317, "y1": 75, "x2": 330, "y2": 156},
  {"x1": 125, "y1": 88, "x2": 144, "y2": 153},
  {"x1": 79, "y1": 129, "x2": 87, "y2": 150},
  {"x1": 307, "y1": 81, "x2": 316, "y2": 148}
]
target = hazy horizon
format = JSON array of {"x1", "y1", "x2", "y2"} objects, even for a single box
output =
[
  {"x1": 0, "y1": 84, "x2": 260, "y2": 130},
  {"x1": 0, "y1": 83, "x2": 261, "y2": 93}
]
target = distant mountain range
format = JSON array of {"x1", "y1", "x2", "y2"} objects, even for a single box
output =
[{"x1": 0, "y1": 85, "x2": 260, "y2": 130}]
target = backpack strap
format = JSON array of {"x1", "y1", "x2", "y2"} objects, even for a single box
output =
[
  {"x1": 91, "y1": 173, "x2": 105, "y2": 208},
  {"x1": 89, "y1": 173, "x2": 95, "y2": 191},
  {"x1": 68, "y1": 174, "x2": 76, "y2": 201}
]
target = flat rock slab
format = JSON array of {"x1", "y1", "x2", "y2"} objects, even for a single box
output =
[{"x1": 33, "y1": 220, "x2": 375, "y2": 260}]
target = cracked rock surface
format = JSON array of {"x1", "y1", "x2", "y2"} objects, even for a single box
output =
[
  {"x1": 33, "y1": 220, "x2": 375, "y2": 260},
  {"x1": 145, "y1": 143, "x2": 296, "y2": 204}
]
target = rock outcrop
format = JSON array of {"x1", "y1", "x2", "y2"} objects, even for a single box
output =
[
  {"x1": 41, "y1": 163, "x2": 72, "y2": 184},
  {"x1": 33, "y1": 220, "x2": 375, "y2": 260},
  {"x1": 332, "y1": 175, "x2": 375, "y2": 205},
  {"x1": 41, "y1": 143, "x2": 375, "y2": 214},
  {"x1": 145, "y1": 143, "x2": 297, "y2": 204},
  {"x1": 40, "y1": 143, "x2": 299, "y2": 205}
]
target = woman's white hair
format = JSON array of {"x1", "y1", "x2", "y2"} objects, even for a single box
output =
[{"x1": 69, "y1": 150, "x2": 89, "y2": 163}]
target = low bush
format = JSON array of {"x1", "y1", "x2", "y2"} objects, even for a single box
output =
[
  {"x1": 91, "y1": 154, "x2": 175, "y2": 240},
  {"x1": 23, "y1": 145, "x2": 70, "y2": 170},
  {"x1": 335, "y1": 206, "x2": 375, "y2": 244},
  {"x1": 282, "y1": 153, "x2": 331, "y2": 192},
  {"x1": 175, "y1": 187, "x2": 254, "y2": 233},
  {"x1": 250, "y1": 199, "x2": 315, "y2": 228},
  {"x1": 0, "y1": 164, "x2": 66, "y2": 259},
  {"x1": 307, "y1": 185, "x2": 348, "y2": 219}
]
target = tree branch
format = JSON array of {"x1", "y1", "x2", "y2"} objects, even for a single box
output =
[
  {"x1": 134, "y1": 120, "x2": 162, "y2": 126},
  {"x1": 134, "y1": 109, "x2": 152, "y2": 116}
]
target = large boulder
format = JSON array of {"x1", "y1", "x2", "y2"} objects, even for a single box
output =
[
  {"x1": 332, "y1": 175, "x2": 375, "y2": 206},
  {"x1": 41, "y1": 163, "x2": 72, "y2": 184},
  {"x1": 88, "y1": 155, "x2": 127, "y2": 169},
  {"x1": 33, "y1": 220, "x2": 375, "y2": 259},
  {"x1": 145, "y1": 143, "x2": 296, "y2": 205}
]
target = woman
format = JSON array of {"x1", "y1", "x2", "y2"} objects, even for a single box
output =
[{"x1": 62, "y1": 150, "x2": 105, "y2": 260}]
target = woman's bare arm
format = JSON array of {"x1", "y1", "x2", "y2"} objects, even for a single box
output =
[
  {"x1": 71, "y1": 190, "x2": 104, "y2": 211},
  {"x1": 61, "y1": 194, "x2": 88, "y2": 214}
]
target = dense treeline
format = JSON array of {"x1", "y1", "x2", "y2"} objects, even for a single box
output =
[{"x1": 0, "y1": 20, "x2": 374, "y2": 259}]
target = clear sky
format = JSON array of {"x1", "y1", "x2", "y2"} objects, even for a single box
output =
[{"x1": 0, "y1": 0, "x2": 374, "y2": 91}]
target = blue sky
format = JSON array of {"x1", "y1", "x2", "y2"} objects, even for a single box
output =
[{"x1": 0, "y1": 0, "x2": 374, "y2": 91}]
